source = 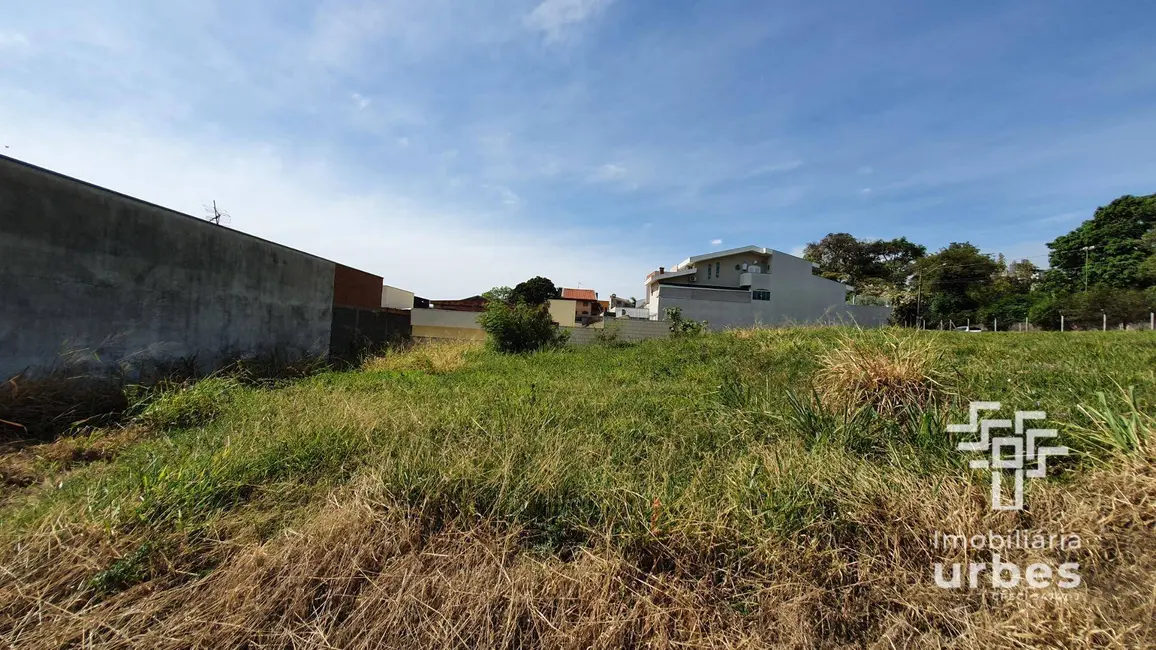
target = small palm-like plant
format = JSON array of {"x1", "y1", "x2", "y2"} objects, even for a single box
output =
[{"x1": 1069, "y1": 384, "x2": 1152, "y2": 458}]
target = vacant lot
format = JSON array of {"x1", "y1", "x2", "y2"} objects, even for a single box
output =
[{"x1": 2, "y1": 329, "x2": 1154, "y2": 649}]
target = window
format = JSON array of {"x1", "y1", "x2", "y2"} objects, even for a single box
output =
[
  {"x1": 706, "y1": 264, "x2": 711, "y2": 279},
  {"x1": 715, "y1": 262, "x2": 721, "y2": 277},
  {"x1": 752, "y1": 290, "x2": 770, "y2": 301}
]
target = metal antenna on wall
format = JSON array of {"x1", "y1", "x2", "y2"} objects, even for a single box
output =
[{"x1": 204, "y1": 200, "x2": 232, "y2": 226}]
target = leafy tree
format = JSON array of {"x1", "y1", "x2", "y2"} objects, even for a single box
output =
[
  {"x1": 867, "y1": 237, "x2": 926, "y2": 286},
  {"x1": 479, "y1": 301, "x2": 569, "y2": 353},
  {"x1": 804, "y1": 233, "x2": 924, "y2": 292},
  {"x1": 1046, "y1": 194, "x2": 1156, "y2": 291},
  {"x1": 913, "y1": 242, "x2": 1001, "y2": 324},
  {"x1": 482, "y1": 286, "x2": 513, "y2": 304},
  {"x1": 803, "y1": 233, "x2": 872, "y2": 284},
  {"x1": 510, "y1": 276, "x2": 559, "y2": 306},
  {"x1": 1028, "y1": 292, "x2": 1067, "y2": 329}
]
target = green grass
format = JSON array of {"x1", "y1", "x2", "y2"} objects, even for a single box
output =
[
  {"x1": 4, "y1": 328, "x2": 1156, "y2": 648},
  {"x1": 4, "y1": 329, "x2": 1153, "y2": 545}
]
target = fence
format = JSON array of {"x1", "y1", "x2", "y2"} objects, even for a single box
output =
[
  {"x1": 916, "y1": 312, "x2": 1156, "y2": 332},
  {"x1": 566, "y1": 319, "x2": 671, "y2": 345}
]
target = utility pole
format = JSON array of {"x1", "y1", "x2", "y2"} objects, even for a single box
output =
[
  {"x1": 915, "y1": 270, "x2": 922, "y2": 330},
  {"x1": 1081, "y1": 245, "x2": 1096, "y2": 292}
]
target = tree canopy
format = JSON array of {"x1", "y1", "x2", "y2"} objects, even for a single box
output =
[
  {"x1": 808, "y1": 191, "x2": 1156, "y2": 329},
  {"x1": 509, "y1": 276, "x2": 559, "y2": 306}
]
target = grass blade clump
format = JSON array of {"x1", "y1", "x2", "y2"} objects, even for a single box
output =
[
  {"x1": 1068, "y1": 384, "x2": 1152, "y2": 458},
  {"x1": 135, "y1": 376, "x2": 243, "y2": 429},
  {"x1": 814, "y1": 329, "x2": 946, "y2": 418}
]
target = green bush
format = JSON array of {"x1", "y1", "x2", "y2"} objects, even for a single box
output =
[
  {"x1": 664, "y1": 307, "x2": 707, "y2": 336},
  {"x1": 479, "y1": 301, "x2": 569, "y2": 353}
]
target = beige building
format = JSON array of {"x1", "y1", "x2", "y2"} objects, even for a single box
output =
[
  {"x1": 381, "y1": 285, "x2": 415, "y2": 310},
  {"x1": 645, "y1": 245, "x2": 891, "y2": 328}
]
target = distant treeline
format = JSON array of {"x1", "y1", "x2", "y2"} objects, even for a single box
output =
[{"x1": 804, "y1": 193, "x2": 1156, "y2": 329}]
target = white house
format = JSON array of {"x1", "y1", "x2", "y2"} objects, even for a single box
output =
[{"x1": 644, "y1": 245, "x2": 891, "y2": 328}]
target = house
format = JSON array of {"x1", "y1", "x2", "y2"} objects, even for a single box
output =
[
  {"x1": 607, "y1": 293, "x2": 634, "y2": 309},
  {"x1": 560, "y1": 288, "x2": 606, "y2": 326},
  {"x1": 644, "y1": 245, "x2": 891, "y2": 328},
  {"x1": 609, "y1": 306, "x2": 651, "y2": 319}
]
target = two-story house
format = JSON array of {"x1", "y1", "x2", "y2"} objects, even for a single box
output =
[{"x1": 644, "y1": 245, "x2": 891, "y2": 328}]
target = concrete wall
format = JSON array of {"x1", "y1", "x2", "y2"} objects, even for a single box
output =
[
  {"x1": 411, "y1": 308, "x2": 486, "y2": 341},
  {"x1": 382, "y1": 285, "x2": 415, "y2": 310},
  {"x1": 566, "y1": 319, "x2": 670, "y2": 345},
  {"x1": 548, "y1": 299, "x2": 577, "y2": 326},
  {"x1": 0, "y1": 155, "x2": 336, "y2": 378},
  {"x1": 330, "y1": 307, "x2": 412, "y2": 362}
]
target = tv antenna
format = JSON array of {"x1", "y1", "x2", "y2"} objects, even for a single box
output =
[{"x1": 204, "y1": 200, "x2": 232, "y2": 226}]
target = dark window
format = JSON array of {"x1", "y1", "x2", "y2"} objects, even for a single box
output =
[
  {"x1": 716, "y1": 262, "x2": 721, "y2": 277},
  {"x1": 752, "y1": 290, "x2": 770, "y2": 301},
  {"x1": 707, "y1": 265, "x2": 712, "y2": 279}
]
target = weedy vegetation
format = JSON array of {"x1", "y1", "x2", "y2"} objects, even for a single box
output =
[{"x1": 1, "y1": 328, "x2": 1154, "y2": 648}]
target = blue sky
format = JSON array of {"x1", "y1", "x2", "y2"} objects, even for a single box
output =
[{"x1": 3, "y1": 0, "x2": 1155, "y2": 299}]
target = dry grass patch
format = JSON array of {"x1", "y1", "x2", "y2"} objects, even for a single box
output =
[
  {"x1": 3, "y1": 452, "x2": 1155, "y2": 649},
  {"x1": 362, "y1": 339, "x2": 482, "y2": 375},
  {"x1": 815, "y1": 329, "x2": 947, "y2": 417}
]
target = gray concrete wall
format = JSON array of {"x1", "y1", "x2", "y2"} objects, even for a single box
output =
[
  {"x1": 0, "y1": 155, "x2": 336, "y2": 378},
  {"x1": 566, "y1": 319, "x2": 670, "y2": 345}
]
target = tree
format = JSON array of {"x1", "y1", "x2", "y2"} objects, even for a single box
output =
[
  {"x1": 803, "y1": 233, "x2": 925, "y2": 291},
  {"x1": 913, "y1": 242, "x2": 1001, "y2": 324},
  {"x1": 479, "y1": 301, "x2": 569, "y2": 353},
  {"x1": 803, "y1": 233, "x2": 875, "y2": 285},
  {"x1": 866, "y1": 237, "x2": 926, "y2": 286},
  {"x1": 482, "y1": 286, "x2": 513, "y2": 303},
  {"x1": 510, "y1": 276, "x2": 558, "y2": 306},
  {"x1": 1046, "y1": 194, "x2": 1156, "y2": 291}
]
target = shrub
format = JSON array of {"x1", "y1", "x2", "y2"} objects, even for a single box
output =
[
  {"x1": 664, "y1": 307, "x2": 707, "y2": 336},
  {"x1": 479, "y1": 301, "x2": 569, "y2": 353}
]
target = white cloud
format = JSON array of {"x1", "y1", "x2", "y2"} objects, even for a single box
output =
[
  {"x1": 590, "y1": 162, "x2": 627, "y2": 182},
  {"x1": 744, "y1": 160, "x2": 802, "y2": 178},
  {"x1": 0, "y1": 31, "x2": 30, "y2": 51},
  {"x1": 710, "y1": 238, "x2": 723, "y2": 246},
  {"x1": 351, "y1": 92, "x2": 371, "y2": 110},
  {"x1": 1, "y1": 105, "x2": 656, "y2": 299},
  {"x1": 860, "y1": 187, "x2": 872, "y2": 194},
  {"x1": 525, "y1": 0, "x2": 616, "y2": 42},
  {"x1": 857, "y1": 165, "x2": 874, "y2": 175},
  {"x1": 789, "y1": 245, "x2": 807, "y2": 257}
]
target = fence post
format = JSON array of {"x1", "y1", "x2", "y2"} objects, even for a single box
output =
[
  {"x1": 1102, "y1": 313, "x2": 1107, "y2": 331},
  {"x1": 1151, "y1": 312, "x2": 1154, "y2": 330},
  {"x1": 994, "y1": 318, "x2": 998, "y2": 332},
  {"x1": 1061, "y1": 314, "x2": 1064, "y2": 332}
]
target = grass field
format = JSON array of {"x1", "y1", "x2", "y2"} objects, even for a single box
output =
[{"x1": 2, "y1": 328, "x2": 1155, "y2": 648}]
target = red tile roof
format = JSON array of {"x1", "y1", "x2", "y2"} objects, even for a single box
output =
[{"x1": 561, "y1": 288, "x2": 598, "y2": 301}]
